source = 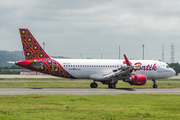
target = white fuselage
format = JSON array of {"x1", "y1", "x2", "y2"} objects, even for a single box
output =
[{"x1": 54, "y1": 59, "x2": 175, "y2": 80}]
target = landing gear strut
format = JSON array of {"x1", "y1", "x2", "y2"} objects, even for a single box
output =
[
  {"x1": 108, "y1": 83, "x2": 116, "y2": 89},
  {"x1": 90, "y1": 80, "x2": 98, "y2": 88},
  {"x1": 152, "y1": 79, "x2": 158, "y2": 88}
]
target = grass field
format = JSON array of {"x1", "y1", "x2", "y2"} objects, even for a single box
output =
[
  {"x1": 0, "y1": 78, "x2": 180, "y2": 119},
  {"x1": 0, "y1": 94, "x2": 180, "y2": 120},
  {"x1": 0, "y1": 82, "x2": 180, "y2": 88}
]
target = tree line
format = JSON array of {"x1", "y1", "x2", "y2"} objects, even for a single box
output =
[{"x1": 168, "y1": 63, "x2": 180, "y2": 75}]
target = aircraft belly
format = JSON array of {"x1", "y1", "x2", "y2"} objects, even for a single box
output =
[
  {"x1": 65, "y1": 69, "x2": 97, "y2": 79},
  {"x1": 65, "y1": 70, "x2": 81, "y2": 78}
]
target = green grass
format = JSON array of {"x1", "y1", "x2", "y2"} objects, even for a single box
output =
[
  {"x1": 0, "y1": 94, "x2": 180, "y2": 120},
  {"x1": 159, "y1": 79, "x2": 180, "y2": 81},
  {"x1": 0, "y1": 82, "x2": 180, "y2": 88}
]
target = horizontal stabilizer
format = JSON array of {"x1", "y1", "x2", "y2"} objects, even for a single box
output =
[{"x1": 28, "y1": 62, "x2": 43, "y2": 68}]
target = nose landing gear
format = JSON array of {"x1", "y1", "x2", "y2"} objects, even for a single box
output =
[{"x1": 152, "y1": 79, "x2": 158, "y2": 88}]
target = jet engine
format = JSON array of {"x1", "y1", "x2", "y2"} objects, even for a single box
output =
[{"x1": 123, "y1": 74, "x2": 147, "y2": 85}]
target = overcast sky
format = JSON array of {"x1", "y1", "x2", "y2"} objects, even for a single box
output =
[{"x1": 1, "y1": 0, "x2": 180, "y2": 63}]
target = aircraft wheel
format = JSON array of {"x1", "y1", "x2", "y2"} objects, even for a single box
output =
[
  {"x1": 93, "y1": 83, "x2": 98, "y2": 88},
  {"x1": 108, "y1": 83, "x2": 112, "y2": 88},
  {"x1": 111, "y1": 83, "x2": 116, "y2": 89},
  {"x1": 90, "y1": 83, "x2": 93, "y2": 88},
  {"x1": 153, "y1": 85, "x2": 158, "y2": 88},
  {"x1": 108, "y1": 83, "x2": 116, "y2": 89},
  {"x1": 90, "y1": 83, "x2": 98, "y2": 88}
]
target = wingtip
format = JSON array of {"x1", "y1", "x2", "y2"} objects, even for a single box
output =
[
  {"x1": 123, "y1": 54, "x2": 131, "y2": 66},
  {"x1": 123, "y1": 54, "x2": 127, "y2": 60}
]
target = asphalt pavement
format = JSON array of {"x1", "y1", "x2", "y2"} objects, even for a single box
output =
[{"x1": 0, "y1": 88, "x2": 180, "y2": 95}]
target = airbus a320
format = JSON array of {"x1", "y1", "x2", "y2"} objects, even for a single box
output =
[{"x1": 13, "y1": 28, "x2": 176, "y2": 88}]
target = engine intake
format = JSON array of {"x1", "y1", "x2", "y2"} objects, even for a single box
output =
[{"x1": 123, "y1": 74, "x2": 147, "y2": 85}]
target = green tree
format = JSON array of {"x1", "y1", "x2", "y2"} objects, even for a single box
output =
[{"x1": 168, "y1": 63, "x2": 180, "y2": 75}]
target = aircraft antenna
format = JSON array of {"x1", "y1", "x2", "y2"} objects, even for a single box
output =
[{"x1": 170, "y1": 43, "x2": 174, "y2": 63}]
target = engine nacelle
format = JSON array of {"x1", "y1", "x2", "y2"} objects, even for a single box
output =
[{"x1": 123, "y1": 74, "x2": 147, "y2": 86}]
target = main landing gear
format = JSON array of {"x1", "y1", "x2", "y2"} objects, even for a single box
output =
[
  {"x1": 152, "y1": 79, "x2": 158, "y2": 88},
  {"x1": 90, "y1": 79, "x2": 118, "y2": 89},
  {"x1": 90, "y1": 81, "x2": 98, "y2": 88},
  {"x1": 108, "y1": 83, "x2": 116, "y2": 89},
  {"x1": 90, "y1": 82, "x2": 116, "y2": 88}
]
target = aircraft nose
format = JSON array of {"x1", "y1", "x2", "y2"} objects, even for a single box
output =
[{"x1": 172, "y1": 69, "x2": 176, "y2": 76}]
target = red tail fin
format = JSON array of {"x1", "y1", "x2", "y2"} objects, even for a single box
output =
[{"x1": 19, "y1": 28, "x2": 50, "y2": 60}]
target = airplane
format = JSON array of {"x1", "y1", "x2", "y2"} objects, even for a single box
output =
[{"x1": 14, "y1": 28, "x2": 176, "y2": 89}]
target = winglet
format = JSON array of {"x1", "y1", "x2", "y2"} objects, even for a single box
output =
[{"x1": 124, "y1": 54, "x2": 131, "y2": 66}]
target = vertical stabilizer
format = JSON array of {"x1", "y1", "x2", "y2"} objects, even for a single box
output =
[{"x1": 19, "y1": 28, "x2": 50, "y2": 60}]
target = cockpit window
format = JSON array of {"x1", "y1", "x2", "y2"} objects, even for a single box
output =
[{"x1": 166, "y1": 65, "x2": 170, "y2": 68}]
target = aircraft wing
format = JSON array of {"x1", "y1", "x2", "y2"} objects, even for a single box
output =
[{"x1": 90, "y1": 54, "x2": 133, "y2": 80}]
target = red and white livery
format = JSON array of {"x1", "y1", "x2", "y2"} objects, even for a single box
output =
[{"x1": 15, "y1": 28, "x2": 176, "y2": 88}]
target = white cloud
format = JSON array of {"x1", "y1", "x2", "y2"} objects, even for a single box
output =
[{"x1": 0, "y1": 0, "x2": 180, "y2": 62}]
